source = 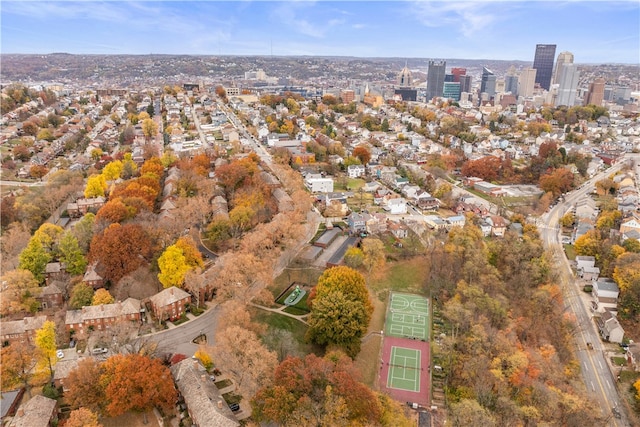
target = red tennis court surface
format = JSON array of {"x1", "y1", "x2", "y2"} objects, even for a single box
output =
[{"x1": 379, "y1": 336, "x2": 430, "y2": 406}]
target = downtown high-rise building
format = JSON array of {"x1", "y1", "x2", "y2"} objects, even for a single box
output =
[
  {"x1": 480, "y1": 67, "x2": 496, "y2": 98},
  {"x1": 505, "y1": 66, "x2": 518, "y2": 95},
  {"x1": 584, "y1": 77, "x2": 606, "y2": 106},
  {"x1": 459, "y1": 75, "x2": 472, "y2": 94},
  {"x1": 451, "y1": 67, "x2": 467, "y2": 83},
  {"x1": 426, "y1": 60, "x2": 446, "y2": 101},
  {"x1": 532, "y1": 44, "x2": 556, "y2": 91},
  {"x1": 556, "y1": 63, "x2": 580, "y2": 106},
  {"x1": 518, "y1": 68, "x2": 537, "y2": 98},
  {"x1": 553, "y1": 51, "x2": 574, "y2": 85}
]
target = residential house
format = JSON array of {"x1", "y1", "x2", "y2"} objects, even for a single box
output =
[
  {"x1": 0, "y1": 389, "x2": 25, "y2": 421},
  {"x1": 362, "y1": 181, "x2": 380, "y2": 193},
  {"x1": 455, "y1": 201, "x2": 489, "y2": 217},
  {"x1": 478, "y1": 219, "x2": 492, "y2": 237},
  {"x1": 576, "y1": 255, "x2": 596, "y2": 271},
  {"x1": 44, "y1": 262, "x2": 65, "y2": 285},
  {"x1": 366, "y1": 213, "x2": 388, "y2": 235},
  {"x1": 65, "y1": 298, "x2": 141, "y2": 338},
  {"x1": 305, "y1": 175, "x2": 334, "y2": 193},
  {"x1": 620, "y1": 215, "x2": 640, "y2": 235},
  {"x1": 596, "y1": 311, "x2": 624, "y2": 344},
  {"x1": 314, "y1": 228, "x2": 341, "y2": 248},
  {"x1": 347, "y1": 212, "x2": 369, "y2": 234},
  {"x1": 53, "y1": 358, "x2": 80, "y2": 391},
  {"x1": 593, "y1": 278, "x2": 620, "y2": 313},
  {"x1": 486, "y1": 215, "x2": 507, "y2": 237},
  {"x1": 445, "y1": 215, "x2": 466, "y2": 230},
  {"x1": 272, "y1": 187, "x2": 294, "y2": 212},
  {"x1": 1, "y1": 316, "x2": 47, "y2": 346},
  {"x1": 388, "y1": 221, "x2": 409, "y2": 239},
  {"x1": 424, "y1": 215, "x2": 447, "y2": 230},
  {"x1": 37, "y1": 282, "x2": 64, "y2": 310},
  {"x1": 149, "y1": 286, "x2": 192, "y2": 322},
  {"x1": 347, "y1": 164, "x2": 366, "y2": 178},
  {"x1": 82, "y1": 263, "x2": 104, "y2": 289},
  {"x1": 8, "y1": 395, "x2": 57, "y2": 427},
  {"x1": 575, "y1": 197, "x2": 598, "y2": 220},
  {"x1": 171, "y1": 359, "x2": 240, "y2": 427},
  {"x1": 384, "y1": 198, "x2": 408, "y2": 215}
]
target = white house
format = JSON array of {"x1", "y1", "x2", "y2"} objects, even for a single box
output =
[
  {"x1": 597, "y1": 311, "x2": 624, "y2": 344},
  {"x1": 592, "y1": 278, "x2": 620, "y2": 313},
  {"x1": 384, "y1": 198, "x2": 408, "y2": 215},
  {"x1": 305, "y1": 175, "x2": 334, "y2": 193},
  {"x1": 347, "y1": 164, "x2": 366, "y2": 178}
]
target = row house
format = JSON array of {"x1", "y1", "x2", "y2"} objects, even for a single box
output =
[
  {"x1": 384, "y1": 198, "x2": 408, "y2": 215},
  {"x1": 44, "y1": 262, "x2": 65, "y2": 285},
  {"x1": 66, "y1": 196, "x2": 106, "y2": 218},
  {"x1": 65, "y1": 298, "x2": 141, "y2": 338},
  {"x1": 171, "y1": 359, "x2": 240, "y2": 427},
  {"x1": 37, "y1": 283, "x2": 64, "y2": 310},
  {"x1": 82, "y1": 263, "x2": 104, "y2": 289},
  {"x1": 455, "y1": 201, "x2": 489, "y2": 217},
  {"x1": 347, "y1": 164, "x2": 366, "y2": 178},
  {"x1": 149, "y1": 286, "x2": 191, "y2": 322},
  {"x1": 596, "y1": 311, "x2": 625, "y2": 344},
  {"x1": 1, "y1": 316, "x2": 47, "y2": 346},
  {"x1": 7, "y1": 395, "x2": 57, "y2": 427}
]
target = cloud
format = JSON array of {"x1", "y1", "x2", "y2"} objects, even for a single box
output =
[{"x1": 409, "y1": 1, "x2": 505, "y2": 37}]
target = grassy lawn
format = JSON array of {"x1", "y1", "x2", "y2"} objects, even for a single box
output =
[
  {"x1": 611, "y1": 356, "x2": 627, "y2": 366},
  {"x1": 249, "y1": 307, "x2": 322, "y2": 356},
  {"x1": 215, "y1": 379, "x2": 233, "y2": 389},
  {"x1": 563, "y1": 244, "x2": 576, "y2": 260},
  {"x1": 223, "y1": 391, "x2": 243, "y2": 405},
  {"x1": 271, "y1": 267, "x2": 323, "y2": 300},
  {"x1": 368, "y1": 257, "x2": 429, "y2": 300},
  {"x1": 355, "y1": 334, "x2": 382, "y2": 388}
]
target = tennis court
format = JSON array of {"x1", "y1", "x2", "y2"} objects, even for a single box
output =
[
  {"x1": 386, "y1": 292, "x2": 430, "y2": 340},
  {"x1": 387, "y1": 346, "x2": 421, "y2": 391}
]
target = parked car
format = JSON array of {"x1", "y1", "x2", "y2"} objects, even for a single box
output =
[
  {"x1": 229, "y1": 403, "x2": 240, "y2": 412},
  {"x1": 91, "y1": 347, "x2": 108, "y2": 355}
]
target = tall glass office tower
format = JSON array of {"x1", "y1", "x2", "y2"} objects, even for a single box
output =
[{"x1": 532, "y1": 44, "x2": 556, "y2": 91}]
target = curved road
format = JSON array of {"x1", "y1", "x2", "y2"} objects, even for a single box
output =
[{"x1": 540, "y1": 155, "x2": 637, "y2": 426}]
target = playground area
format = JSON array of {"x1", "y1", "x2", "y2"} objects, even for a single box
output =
[
  {"x1": 379, "y1": 292, "x2": 431, "y2": 406},
  {"x1": 385, "y1": 292, "x2": 430, "y2": 340}
]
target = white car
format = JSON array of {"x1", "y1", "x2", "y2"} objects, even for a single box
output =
[{"x1": 56, "y1": 350, "x2": 65, "y2": 359}]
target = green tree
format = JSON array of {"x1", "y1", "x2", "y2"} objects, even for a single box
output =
[
  {"x1": 59, "y1": 232, "x2": 88, "y2": 275},
  {"x1": 343, "y1": 246, "x2": 364, "y2": 268},
  {"x1": 69, "y1": 282, "x2": 95, "y2": 309},
  {"x1": 18, "y1": 238, "x2": 51, "y2": 283},
  {"x1": 33, "y1": 223, "x2": 64, "y2": 255},
  {"x1": 622, "y1": 238, "x2": 640, "y2": 253},
  {"x1": 35, "y1": 320, "x2": 57, "y2": 380},
  {"x1": 141, "y1": 118, "x2": 158, "y2": 141},
  {"x1": 157, "y1": 245, "x2": 190, "y2": 288}
]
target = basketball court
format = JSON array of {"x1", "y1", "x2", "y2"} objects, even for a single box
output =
[{"x1": 385, "y1": 292, "x2": 430, "y2": 340}]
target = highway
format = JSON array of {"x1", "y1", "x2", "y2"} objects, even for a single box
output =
[{"x1": 539, "y1": 156, "x2": 635, "y2": 426}]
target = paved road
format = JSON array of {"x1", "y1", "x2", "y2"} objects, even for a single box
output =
[
  {"x1": 0, "y1": 180, "x2": 46, "y2": 187},
  {"x1": 540, "y1": 156, "x2": 635, "y2": 426}
]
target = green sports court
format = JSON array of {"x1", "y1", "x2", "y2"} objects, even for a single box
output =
[
  {"x1": 387, "y1": 346, "x2": 422, "y2": 392},
  {"x1": 385, "y1": 292, "x2": 430, "y2": 340}
]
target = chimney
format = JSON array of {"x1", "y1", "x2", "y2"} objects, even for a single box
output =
[
  {"x1": 170, "y1": 288, "x2": 174, "y2": 295},
  {"x1": 17, "y1": 409, "x2": 24, "y2": 417},
  {"x1": 217, "y1": 400, "x2": 223, "y2": 409},
  {"x1": 101, "y1": 305, "x2": 104, "y2": 311}
]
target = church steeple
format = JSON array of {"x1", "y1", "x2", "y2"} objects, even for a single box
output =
[{"x1": 397, "y1": 61, "x2": 412, "y2": 88}]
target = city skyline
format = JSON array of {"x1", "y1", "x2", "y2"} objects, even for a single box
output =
[{"x1": 1, "y1": 1, "x2": 639, "y2": 64}]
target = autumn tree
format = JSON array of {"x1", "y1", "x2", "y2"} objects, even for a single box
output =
[
  {"x1": 66, "y1": 358, "x2": 106, "y2": 413},
  {"x1": 66, "y1": 408, "x2": 102, "y2": 427},
  {"x1": 306, "y1": 266, "x2": 373, "y2": 357},
  {"x1": 141, "y1": 118, "x2": 158, "y2": 141},
  {"x1": 71, "y1": 213, "x2": 95, "y2": 253},
  {"x1": 0, "y1": 342, "x2": 37, "y2": 395},
  {"x1": 0, "y1": 269, "x2": 41, "y2": 315},
  {"x1": 212, "y1": 325, "x2": 278, "y2": 397},
  {"x1": 352, "y1": 145, "x2": 371, "y2": 165},
  {"x1": 461, "y1": 156, "x2": 502, "y2": 182},
  {"x1": 95, "y1": 198, "x2": 135, "y2": 224},
  {"x1": 101, "y1": 160, "x2": 124, "y2": 181},
  {"x1": 58, "y1": 232, "x2": 87, "y2": 275},
  {"x1": 69, "y1": 282, "x2": 95, "y2": 309},
  {"x1": 92, "y1": 288, "x2": 115, "y2": 305},
  {"x1": 84, "y1": 174, "x2": 108, "y2": 198},
  {"x1": 35, "y1": 320, "x2": 57, "y2": 380},
  {"x1": 157, "y1": 245, "x2": 190, "y2": 288},
  {"x1": 252, "y1": 351, "x2": 384, "y2": 426},
  {"x1": 343, "y1": 246, "x2": 364, "y2": 268},
  {"x1": 362, "y1": 237, "x2": 386, "y2": 273},
  {"x1": 101, "y1": 354, "x2": 177, "y2": 418},
  {"x1": 612, "y1": 252, "x2": 640, "y2": 319},
  {"x1": 29, "y1": 165, "x2": 48, "y2": 180},
  {"x1": 89, "y1": 223, "x2": 152, "y2": 284},
  {"x1": 539, "y1": 168, "x2": 574, "y2": 197},
  {"x1": 574, "y1": 230, "x2": 601, "y2": 258}
]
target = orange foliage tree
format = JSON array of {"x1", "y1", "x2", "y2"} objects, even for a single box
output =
[
  {"x1": 89, "y1": 223, "x2": 152, "y2": 284},
  {"x1": 101, "y1": 354, "x2": 177, "y2": 417}
]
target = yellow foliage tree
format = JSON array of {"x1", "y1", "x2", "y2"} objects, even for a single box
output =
[
  {"x1": 101, "y1": 160, "x2": 124, "y2": 181},
  {"x1": 92, "y1": 288, "x2": 115, "y2": 306},
  {"x1": 84, "y1": 174, "x2": 107, "y2": 198},
  {"x1": 194, "y1": 346, "x2": 213, "y2": 371}
]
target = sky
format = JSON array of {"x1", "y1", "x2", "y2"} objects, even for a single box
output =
[{"x1": 1, "y1": 1, "x2": 639, "y2": 64}]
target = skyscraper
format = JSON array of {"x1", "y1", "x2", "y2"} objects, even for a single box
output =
[
  {"x1": 459, "y1": 75, "x2": 472, "y2": 94},
  {"x1": 556, "y1": 63, "x2": 580, "y2": 106},
  {"x1": 518, "y1": 68, "x2": 537, "y2": 98},
  {"x1": 584, "y1": 77, "x2": 606, "y2": 106},
  {"x1": 451, "y1": 67, "x2": 466, "y2": 83},
  {"x1": 426, "y1": 60, "x2": 446, "y2": 101},
  {"x1": 553, "y1": 51, "x2": 574, "y2": 85},
  {"x1": 443, "y1": 82, "x2": 461, "y2": 101},
  {"x1": 505, "y1": 66, "x2": 518, "y2": 95},
  {"x1": 480, "y1": 67, "x2": 496, "y2": 98},
  {"x1": 532, "y1": 44, "x2": 556, "y2": 90}
]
